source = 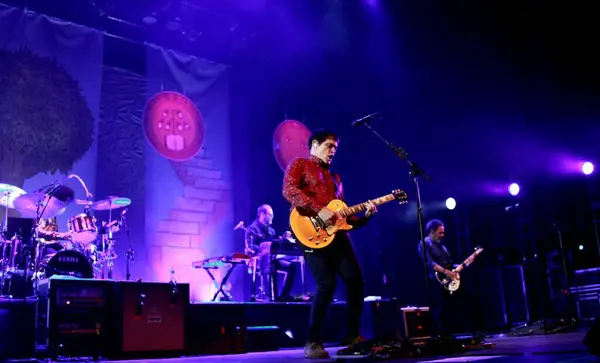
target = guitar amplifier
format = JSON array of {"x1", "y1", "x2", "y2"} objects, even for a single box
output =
[
  {"x1": 108, "y1": 281, "x2": 189, "y2": 357},
  {"x1": 37, "y1": 277, "x2": 114, "y2": 358},
  {"x1": 400, "y1": 306, "x2": 432, "y2": 339},
  {"x1": 360, "y1": 301, "x2": 432, "y2": 340},
  {"x1": 38, "y1": 277, "x2": 188, "y2": 359}
]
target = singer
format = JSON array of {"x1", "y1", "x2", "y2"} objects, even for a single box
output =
[{"x1": 282, "y1": 129, "x2": 377, "y2": 359}]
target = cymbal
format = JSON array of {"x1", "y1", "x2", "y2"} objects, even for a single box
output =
[
  {"x1": 91, "y1": 196, "x2": 131, "y2": 211},
  {"x1": 13, "y1": 185, "x2": 74, "y2": 219},
  {"x1": 0, "y1": 183, "x2": 26, "y2": 209}
]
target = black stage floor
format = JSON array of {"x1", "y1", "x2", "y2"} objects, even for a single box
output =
[
  {"x1": 15, "y1": 331, "x2": 593, "y2": 363},
  {"x1": 2, "y1": 290, "x2": 596, "y2": 363}
]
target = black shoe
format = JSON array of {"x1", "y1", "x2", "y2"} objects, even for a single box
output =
[
  {"x1": 340, "y1": 335, "x2": 367, "y2": 346},
  {"x1": 336, "y1": 337, "x2": 373, "y2": 357}
]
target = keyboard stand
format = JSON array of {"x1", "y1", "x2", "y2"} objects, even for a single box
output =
[{"x1": 203, "y1": 261, "x2": 245, "y2": 301}]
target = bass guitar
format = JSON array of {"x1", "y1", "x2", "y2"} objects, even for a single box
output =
[
  {"x1": 435, "y1": 246, "x2": 484, "y2": 293},
  {"x1": 289, "y1": 189, "x2": 408, "y2": 250}
]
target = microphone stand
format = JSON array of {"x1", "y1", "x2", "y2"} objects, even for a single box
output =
[
  {"x1": 123, "y1": 212, "x2": 134, "y2": 281},
  {"x1": 357, "y1": 118, "x2": 435, "y2": 336},
  {"x1": 553, "y1": 222, "x2": 576, "y2": 326}
]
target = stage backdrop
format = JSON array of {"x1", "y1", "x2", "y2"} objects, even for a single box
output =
[
  {"x1": 0, "y1": 5, "x2": 102, "y2": 231},
  {"x1": 144, "y1": 45, "x2": 233, "y2": 301},
  {"x1": 1, "y1": 5, "x2": 234, "y2": 302}
]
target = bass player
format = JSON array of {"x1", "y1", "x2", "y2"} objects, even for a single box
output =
[
  {"x1": 418, "y1": 219, "x2": 478, "y2": 337},
  {"x1": 282, "y1": 129, "x2": 377, "y2": 359}
]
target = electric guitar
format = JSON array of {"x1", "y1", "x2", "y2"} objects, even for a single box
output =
[
  {"x1": 289, "y1": 189, "x2": 408, "y2": 250},
  {"x1": 435, "y1": 247, "x2": 484, "y2": 293}
]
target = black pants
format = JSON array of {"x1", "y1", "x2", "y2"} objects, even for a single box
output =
[
  {"x1": 430, "y1": 279, "x2": 476, "y2": 336},
  {"x1": 272, "y1": 258, "x2": 297, "y2": 299},
  {"x1": 305, "y1": 233, "x2": 364, "y2": 343}
]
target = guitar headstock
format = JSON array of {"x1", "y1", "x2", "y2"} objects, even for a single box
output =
[
  {"x1": 473, "y1": 246, "x2": 484, "y2": 255},
  {"x1": 392, "y1": 189, "x2": 408, "y2": 204}
]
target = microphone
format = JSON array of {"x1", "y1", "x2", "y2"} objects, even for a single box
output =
[
  {"x1": 351, "y1": 113, "x2": 380, "y2": 127},
  {"x1": 44, "y1": 183, "x2": 62, "y2": 197},
  {"x1": 121, "y1": 208, "x2": 128, "y2": 227},
  {"x1": 233, "y1": 221, "x2": 245, "y2": 231}
]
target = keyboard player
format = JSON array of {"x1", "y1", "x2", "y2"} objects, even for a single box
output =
[{"x1": 245, "y1": 204, "x2": 298, "y2": 301}]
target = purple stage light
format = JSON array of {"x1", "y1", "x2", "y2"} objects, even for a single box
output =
[
  {"x1": 508, "y1": 183, "x2": 520, "y2": 196},
  {"x1": 582, "y1": 161, "x2": 594, "y2": 175}
]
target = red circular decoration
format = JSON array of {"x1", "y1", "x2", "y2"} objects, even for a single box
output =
[
  {"x1": 273, "y1": 119, "x2": 311, "y2": 171},
  {"x1": 143, "y1": 91, "x2": 205, "y2": 161}
]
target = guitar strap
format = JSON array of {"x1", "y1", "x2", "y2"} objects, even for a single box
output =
[{"x1": 328, "y1": 171, "x2": 342, "y2": 198}]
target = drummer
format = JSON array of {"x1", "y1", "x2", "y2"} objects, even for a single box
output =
[{"x1": 36, "y1": 216, "x2": 71, "y2": 259}]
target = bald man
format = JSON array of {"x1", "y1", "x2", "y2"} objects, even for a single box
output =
[{"x1": 245, "y1": 204, "x2": 297, "y2": 301}]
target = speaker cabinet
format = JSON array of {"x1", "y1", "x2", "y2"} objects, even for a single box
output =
[
  {"x1": 38, "y1": 278, "x2": 189, "y2": 359},
  {"x1": 0, "y1": 298, "x2": 36, "y2": 359},
  {"x1": 114, "y1": 281, "x2": 189, "y2": 356},
  {"x1": 37, "y1": 277, "x2": 113, "y2": 358},
  {"x1": 583, "y1": 318, "x2": 600, "y2": 358}
]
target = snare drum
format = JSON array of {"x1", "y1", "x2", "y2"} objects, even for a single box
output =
[{"x1": 67, "y1": 214, "x2": 97, "y2": 244}]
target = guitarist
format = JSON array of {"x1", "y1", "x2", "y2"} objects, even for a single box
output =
[
  {"x1": 282, "y1": 129, "x2": 377, "y2": 359},
  {"x1": 418, "y1": 219, "x2": 473, "y2": 337}
]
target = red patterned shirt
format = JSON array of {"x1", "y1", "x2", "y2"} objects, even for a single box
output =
[{"x1": 282, "y1": 156, "x2": 342, "y2": 216}]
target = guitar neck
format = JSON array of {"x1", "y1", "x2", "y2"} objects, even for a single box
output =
[
  {"x1": 454, "y1": 249, "x2": 482, "y2": 273},
  {"x1": 338, "y1": 193, "x2": 396, "y2": 218}
]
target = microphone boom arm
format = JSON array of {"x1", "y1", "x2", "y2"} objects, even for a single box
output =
[{"x1": 360, "y1": 121, "x2": 429, "y2": 180}]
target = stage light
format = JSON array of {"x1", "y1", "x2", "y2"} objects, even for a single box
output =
[
  {"x1": 582, "y1": 162, "x2": 594, "y2": 175},
  {"x1": 579, "y1": 245, "x2": 584, "y2": 251},
  {"x1": 445, "y1": 197, "x2": 456, "y2": 210},
  {"x1": 509, "y1": 183, "x2": 520, "y2": 196}
]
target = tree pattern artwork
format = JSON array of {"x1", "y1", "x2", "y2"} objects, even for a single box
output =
[{"x1": 0, "y1": 48, "x2": 94, "y2": 188}]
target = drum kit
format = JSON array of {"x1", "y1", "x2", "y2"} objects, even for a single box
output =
[{"x1": 0, "y1": 175, "x2": 133, "y2": 298}]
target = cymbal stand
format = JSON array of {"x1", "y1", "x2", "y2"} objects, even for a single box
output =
[
  {"x1": 97, "y1": 201, "x2": 121, "y2": 280},
  {"x1": 31, "y1": 195, "x2": 53, "y2": 295},
  {"x1": 106, "y1": 201, "x2": 114, "y2": 279},
  {"x1": 0, "y1": 191, "x2": 10, "y2": 294}
]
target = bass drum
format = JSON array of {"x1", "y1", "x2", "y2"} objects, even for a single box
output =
[{"x1": 43, "y1": 250, "x2": 94, "y2": 279}]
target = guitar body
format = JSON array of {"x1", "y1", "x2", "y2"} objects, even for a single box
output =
[
  {"x1": 289, "y1": 199, "x2": 353, "y2": 250},
  {"x1": 434, "y1": 272, "x2": 461, "y2": 293},
  {"x1": 434, "y1": 247, "x2": 484, "y2": 294}
]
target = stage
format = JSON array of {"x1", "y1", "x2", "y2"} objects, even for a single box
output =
[
  {"x1": 2, "y1": 284, "x2": 597, "y2": 362},
  {"x1": 38, "y1": 331, "x2": 594, "y2": 363}
]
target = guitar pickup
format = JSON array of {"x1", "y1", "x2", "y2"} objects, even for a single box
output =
[{"x1": 309, "y1": 216, "x2": 326, "y2": 231}]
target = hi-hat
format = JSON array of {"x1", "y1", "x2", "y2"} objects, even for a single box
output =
[
  {"x1": 13, "y1": 184, "x2": 74, "y2": 219},
  {"x1": 0, "y1": 183, "x2": 26, "y2": 209},
  {"x1": 91, "y1": 196, "x2": 131, "y2": 211}
]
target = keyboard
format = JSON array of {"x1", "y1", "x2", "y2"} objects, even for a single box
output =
[
  {"x1": 259, "y1": 241, "x2": 304, "y2": 256},
  {"x1": 192, "y1": 253, "x2": 252, "y2": 269}
]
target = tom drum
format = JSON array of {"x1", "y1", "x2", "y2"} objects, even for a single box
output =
[{"x1": 67, "y1": 214, "x2": 97, "y2": 244}]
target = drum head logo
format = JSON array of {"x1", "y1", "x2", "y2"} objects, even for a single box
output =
[
  {"x1": 143, "y1": 91, "x2": 205, "y2": 161},
  {"x1": 272, "y1": 120, "x2": 311, "y2": 171}
]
